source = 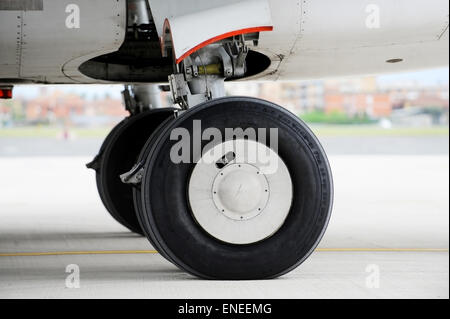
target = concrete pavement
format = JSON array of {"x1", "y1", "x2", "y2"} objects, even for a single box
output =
[{"x1": 0, "y1": 155, "x2": 448, "y2": 298}]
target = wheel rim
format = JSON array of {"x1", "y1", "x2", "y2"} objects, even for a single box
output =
[{"x1": 188, "y1": 139, "x2": 293, "y2": 245}]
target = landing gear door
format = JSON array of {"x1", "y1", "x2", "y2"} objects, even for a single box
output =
[{"x1": 149, "y1": 0, "x2": 273, "y2": 63}]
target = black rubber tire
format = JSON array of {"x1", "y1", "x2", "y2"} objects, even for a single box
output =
[
  {"x1": 94, "y1": 108, "x2": 176, "y2": 235},
  {"x1": 138, "y1": 97, "x2": 333, "y2": 280},
  {"x1": 133, "y1": 116, "x2": 178, "y2": 263}
]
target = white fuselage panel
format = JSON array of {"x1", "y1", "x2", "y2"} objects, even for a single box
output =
[
  {"x1": 254, "y1": 0, "x2": 449, "y2": 80},
  {"x1": 0, "y1": 0, "x2": 448, "y2": 84},
  {"x1": 0, "y1": 0, "x2": 126, "y2": 84}
]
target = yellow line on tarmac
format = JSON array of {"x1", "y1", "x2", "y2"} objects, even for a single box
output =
[
  {"x1": 315, "y1": 248, "x2": 449, "y2": 252},
  {"x1": 0, "y1": 250, "x2": 159, "y2": 257},
  {"x1": 0, "y1": 248, "x2": 447, "y2": 257}
]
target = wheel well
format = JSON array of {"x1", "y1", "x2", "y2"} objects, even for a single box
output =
[
  {"x1": 79, "y1": 47, "x2": 272, "y2": 83},
  {"x1": 241, "y1": 50, "x2": 272, "y2": 79}
]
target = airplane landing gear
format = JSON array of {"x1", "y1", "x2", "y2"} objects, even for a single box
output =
[{"x1": 92, "y1": 37, "x2": 332, "y2": 279}]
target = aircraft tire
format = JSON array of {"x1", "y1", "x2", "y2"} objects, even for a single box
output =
[
  {"x1": 90, "y1": 108, "x2": 176, "y2": 235},
  {"x1": 132, "y1": 115, "x2": 178, "y2": 263},
  {"x1": 137, "y1": 97, "x2": 333, "y2": 279}
]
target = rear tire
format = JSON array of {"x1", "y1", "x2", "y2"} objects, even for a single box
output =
[{"x1": 92, "y1": 109, "x2": 176, "y2": 235}]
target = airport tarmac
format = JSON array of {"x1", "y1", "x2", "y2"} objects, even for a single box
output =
[
  {"x1": 0, "y1": 149, "x2": 448, "y2": 298},
  {"x1": 0, "y1": 135, "x2": 449, "y2": 157}
]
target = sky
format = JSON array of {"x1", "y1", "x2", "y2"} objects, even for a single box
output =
[
  {"x1": 12, "y1": 67, "x2": 449, "y2": 100},
  {"x1": 377, "y1": 67, "x2": 449, "y2": 86}
]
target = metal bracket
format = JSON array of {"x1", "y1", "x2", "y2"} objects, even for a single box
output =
[
  {"x1": 224, "y1": 35, "x2": 248, "y2": 78},
  {"x1": 168, "y1": 73, "x2": 191, "y2": 109},
  {"x1": 168, "y1": 71, "x2": 214, "y2": 109},
  {"x1": 120, "y1": 163, "x2": 145, "y2": 185}
]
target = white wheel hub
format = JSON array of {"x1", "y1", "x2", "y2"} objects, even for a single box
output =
[
  {"x1": 188, "y1": 139, "x2": 293, "y2": 245},
  {"x1": 212, "y1": 163, "x2": 270, "y2": 221}
]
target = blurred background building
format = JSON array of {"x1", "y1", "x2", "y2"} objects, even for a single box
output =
[
  {"x1": 0, "y1": 69, "x2": 448, "y2": 129},
  {"x1": 227, "y1": 75, "x2": 448, "y2": 126}
]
